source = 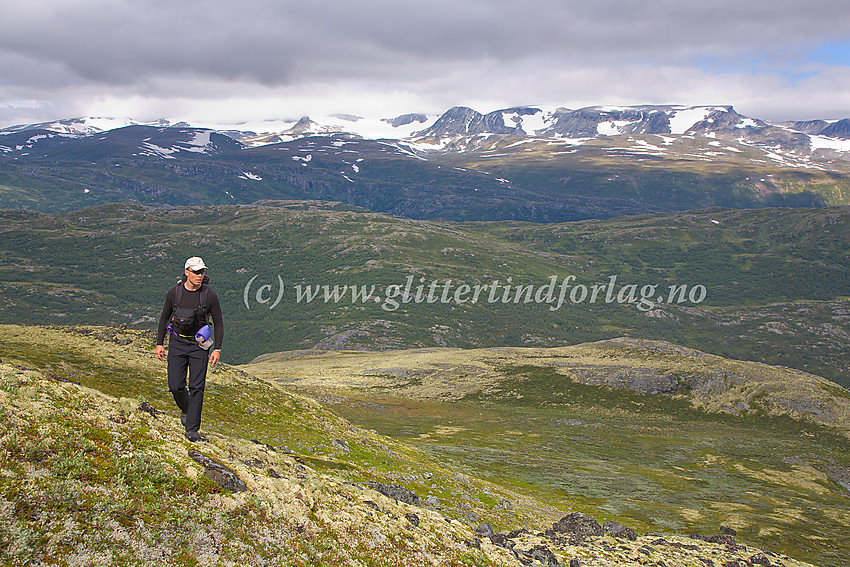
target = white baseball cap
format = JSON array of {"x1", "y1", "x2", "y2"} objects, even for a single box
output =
[{"x1": 184, "y1": 257, "x2": 207, "y2": 271}]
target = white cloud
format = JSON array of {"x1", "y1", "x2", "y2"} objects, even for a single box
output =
[{"x1": 1, "y1": 0, "x2": 849, "y2": 127}]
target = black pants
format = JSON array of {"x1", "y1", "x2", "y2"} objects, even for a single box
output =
[{"x1": 167, "y1": 335, "x2": 209, "y2": 433}]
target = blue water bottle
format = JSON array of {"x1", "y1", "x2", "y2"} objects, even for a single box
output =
[{"x1": 195, "y1": 324, "x2": 213, "y2": 350}]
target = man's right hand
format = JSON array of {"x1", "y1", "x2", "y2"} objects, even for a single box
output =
[{"x1": 155, "y1": 345, "x2": 165, "y2": 361}]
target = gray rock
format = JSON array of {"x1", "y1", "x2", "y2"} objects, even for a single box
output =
[
  {"x1": 490, "y1": 532, "x2": 514, "y2": 549},
  {"x1": 552, "y1": 512, "x2": 603, "y2": 542},
  {"x1": 516, "y1": 544, "x2": 561, "y2": 566},
  {"x1": 365, "y1": 481, "x2": 421, "y2": 506},
  {"x1": 475, "y1": 522, "x2": 495, "y2": 538},
  {"x1": 424, "y1": 495, "x2": 441, "y2": 509},
  {"x1": 188, "y1": 450, "x2": 246, "y2": 493},
  {"x1": 364, "y1": 500, "x2": 380, "y2": 511},
  {"x1": 603, "y1": 521, "x2": 637, "y2": 541},
  {"x1": 707, "y1": 533, "x2": 736, "y2": 546},
  {"x1": 465, "y1": 538, "x2": 481, "y2": 549},
  {"x1": 464, "y1": 511, "x2": 482, "y2": 526},
  {"x1": 331, "y1": 438, "x2": 351, "y2": 452},
  {"x1": 138, "y1": 401, "x2": 163, "y2": 417},
  {"x1": 405, "y1": 512, "x2": 420, "y2": 527}
]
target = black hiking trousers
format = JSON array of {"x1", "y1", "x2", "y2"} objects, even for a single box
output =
[{"x1": 167, "y1": 335, "x2": 209, "y2": 434}]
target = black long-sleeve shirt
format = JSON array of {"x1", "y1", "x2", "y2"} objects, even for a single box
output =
[{"x1": 156, "y1": 283, "x2": 224, "y2": 350}]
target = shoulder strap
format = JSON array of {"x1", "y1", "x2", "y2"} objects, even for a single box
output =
[{"x1": 173, "y1": 282, "x2": 183, "y2": 308}]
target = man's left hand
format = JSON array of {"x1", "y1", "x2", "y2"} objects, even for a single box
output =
[{"x1": 210, "y1": 349, "x2": 221, "y2": 366}]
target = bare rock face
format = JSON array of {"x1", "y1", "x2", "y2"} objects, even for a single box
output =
[{"x1": 189, "y1": 450, "x2": 247, "y2": 492}]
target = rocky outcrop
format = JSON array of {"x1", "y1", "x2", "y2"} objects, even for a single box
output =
[
  {"x1": 603, "y1": 520, "x2": 637, "y2": 541},
  {"x1": 550, "y1": 511, "x2": 604, "y2": 542},
  {"x1": 383, "y1": 113, "x2": 429, "y2": 128},
  {"x1": 189, "y1": 450, "x2": 247, "y2": 492},
  {"x1": 415, "y1": 106, "x2": 538, "y2": 137},
  {"x1": 365, "y1": 481, "x2": 421, "y2": 506}
]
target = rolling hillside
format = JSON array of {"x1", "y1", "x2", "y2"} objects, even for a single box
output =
[
  {"x1": 1, "y1": 324, "x2": 846, "y2": 566},
  {"x1": 0, "y1": 202, "x2": 848, "y2": 387}
]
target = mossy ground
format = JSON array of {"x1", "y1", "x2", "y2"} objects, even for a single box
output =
[
  {"x1": 0, "y1": 324, "x2": 841, "y2": 566},
  {"x1": 242, "y1": 345, "x2": 850, "y2": 567}
]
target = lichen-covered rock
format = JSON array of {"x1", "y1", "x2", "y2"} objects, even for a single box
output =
[
  {"x1": 515, "y1": 544, "x2": 561, "y2": 566},
  {"x1": 365, "y1": 480, "x2": 421, "y2": 506},
  {"x1": 189, "y1": 450, "x2": 247, "y2": 492},
  {"x1": 603, "y1": 520, "x2": 637, "y2": 541},
  {"x1": 551, "y1": 512, "x2": 603, "y2": 542}
]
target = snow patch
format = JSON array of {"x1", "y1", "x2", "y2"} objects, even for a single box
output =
[
  {"x1": 180, "y1": 130, "x2": 213, "y2": 153},
  {"x1": 597, "y1": 120, "x2": 634, "y2": 136},
  {"x1": 506, "y1": 110, "x2": 547, "y2": 134},
  {"x1": 668, "y1": 107, "x2": 715, "y2": 135},
  {"x1": 809, "y1": 135, "x2": 850, "y2": 153},
  {"x1": 633, "y1": 139, "x2": 666, "y2": 153},
  {"x1": 137, "y1": 142, "x2": 177, "y2": 158},
  {"x1": 239, "y1": 172, "x2": 263, "y2": 181},
  {"x1": 736, "y1": 118, "x2": 759, "y2": 128}
]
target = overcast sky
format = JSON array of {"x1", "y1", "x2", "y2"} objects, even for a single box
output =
[{"x1": 2, "y1": 0, "x2": 850, "y2": 128}]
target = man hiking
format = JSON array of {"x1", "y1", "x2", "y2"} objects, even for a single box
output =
[{"x1": 155, "y1": 257, "x2": 223, "y2": 441}]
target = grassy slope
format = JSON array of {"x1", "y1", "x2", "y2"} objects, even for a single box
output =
[
  {"x1": 241, "y1": 341, "x2": 850, "y2": 567},
  {"x1": 0, "y1": 324, "x2": 820, "y2": 567}
]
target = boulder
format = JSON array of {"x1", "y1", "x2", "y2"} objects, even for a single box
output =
[
  {"x1": 365, "y1": 481, "x2": 421, "y2": 506},
  {"x1": 516, "y1": 544, "x2": 561, "y2": 566},
  {"x1": 552, "y1": 512, "x2": 603, "y2": 542},
  {"x1": 490, "y1": 532, "x2": 514, "y2": 549},
  {"x1": 603, "y1": 520, "x2": 637, "y2": 541}
]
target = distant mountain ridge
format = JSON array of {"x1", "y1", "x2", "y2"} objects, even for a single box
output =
[
  {"x1": 2, "y1": 103, "x2": 850, "y2": 219},
  {"x1": 3, "y1": 104, "x2": 850, "y2": 157},
  {"x1": 414, "y1": 104, "x2": 850, "y2": 156}
]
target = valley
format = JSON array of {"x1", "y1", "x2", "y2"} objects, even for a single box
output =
[{"x1": 1, "y1": 103, "x2": 849, "y2": 566}]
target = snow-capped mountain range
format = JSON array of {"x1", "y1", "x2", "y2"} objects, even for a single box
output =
[
  {"x1": 2, "y1": 104, "x2": 850, "y2": 163},
  {"x1": 3, "y1": 103, "x2": 850, "y2": 221}
]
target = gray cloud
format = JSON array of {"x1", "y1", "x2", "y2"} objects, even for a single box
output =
[{"x1": 1, "y1": 0, "x2": 849, "y2": 124}]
